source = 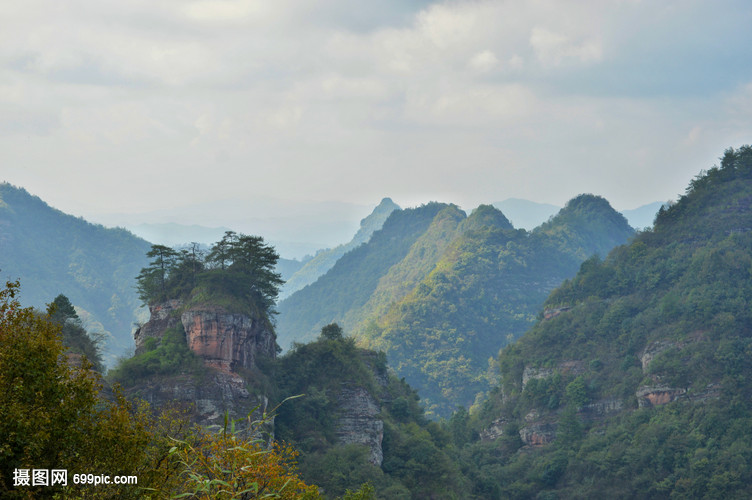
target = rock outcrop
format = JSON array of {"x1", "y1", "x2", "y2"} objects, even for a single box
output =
[
  {"x1": 519, "y1": 421, "x2": 556, "y2": 446},
  {"x1": 336, "y1": 387, "x2": 384, "y2": 466},
  {"x1": 636, "y1": 385, "x2": 687, "y2": 408},
  {"x1": 181, "y1": 306, "x2": 277, "y2": 371},
  {"x1": 130, "y1": 300, "x2": 277, "y2": 428},
  {"x1": 480, "y1": 417, "x2": 507, "y2": 442},
  {"x1": 134, "y1": 299, "x2": 183, "y2": 354},
  {"x1": 130, "y1": 371, "x2": 265, "y2": 429}
]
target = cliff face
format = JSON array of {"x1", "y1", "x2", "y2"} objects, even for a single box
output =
[
  {"x1": 181, "y1": 306, "x2": 277, "y2": 371},
  {"x1": 130, "y1": 300, "x2": 277, "y2": 427},
  {"x1": 335, "y1": 387, "x2": 384, "y2": 466},
  {"x1": 134, "y1": 299, "x2": 183, "y2": 354},
  {"x1": 131, "y1": 371, "x2": 267, "y2": 429}
]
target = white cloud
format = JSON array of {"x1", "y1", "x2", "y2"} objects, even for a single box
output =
[
  {"x1": 0, "y1": 0, "x2": 750, "y2": 224},
  {"x1": 182, "y1": 0, "x2": 272, "y2": 24},
  {"x1": 468, "y1": 50, "x2": 499, "y2": 73},
  {"x1": 530, "y1": 27, "x2": 603, "y2": 66}
]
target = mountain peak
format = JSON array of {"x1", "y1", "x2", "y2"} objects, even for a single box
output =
[
  {"x1": 466, "y1": 204, "x2": 514, "y2": 231},
  {"x1": 536, "y1": 193, "x2": 634, "y2": 260}
]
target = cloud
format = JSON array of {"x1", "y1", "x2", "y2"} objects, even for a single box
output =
[
  {"x1": 529, "y1": 27, "x2": 602, "y2": 66},
  {"x1": 1, "y1": 0, "x2": 751, "y2": 223},
  {"x1": 468, "y1": 50, "x2": 499, "y2": 73}
]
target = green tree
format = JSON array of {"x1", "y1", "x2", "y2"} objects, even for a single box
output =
[
  {"x1": 136, "y1": 244, "x2": 179, "y2": 304},
  {"x1": 47, "y1": 293, "x2": 104, "y2": 372},
  {"x1": 0, "y1": 279, "x2": 186, "y2": 498},
  {"x1": 320, "y1": 323, "x2": 344, "y2": 341},
  {"x1": 227, "y1": 234, "x2": 284, "y2": 312}
]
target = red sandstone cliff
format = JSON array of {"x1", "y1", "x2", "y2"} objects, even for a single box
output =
[{"x1": 130, "y1": 300, "x2": 277, "y2": 427}]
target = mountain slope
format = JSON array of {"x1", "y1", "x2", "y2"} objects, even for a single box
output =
[
  {"x1": 464, "y1": 146, "x2": 752, "y2": 498},
  {"x1": 277, "y1": 195, "x2": 634, "y2": 416},
  {"x1": 275, "y1": 202, "x2": 448, "y2": 349},
  {"x1": 279, "y1": 197, "x2": 399, "y2": 299},
  {"x1": 0, "y1": 183, "x2": 150, "y2": 363},
  {"x1": 344, "y1": 204, "x2": 468, "y2": 332},
  {"x1": 360, "y1": 196, "x2": 634, "y2": 416}
]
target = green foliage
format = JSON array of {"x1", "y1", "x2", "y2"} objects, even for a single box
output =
[
  {"x1": 271, "y1": 326, "x2": 467, "y2": 498},
  {"x1": 0, "y1": 278, "x2": 188, "y2": 498},
  {"x1": 108, "y1": 324, "x2": 206, "y2": 387},
  {"x1": 46, "y1": 293, "x2": 105, "y2": 372},
  {"x1": 320, "y1": 323, "x2": 344, "y2": 341},
  {"x1": 136, "y1": 232, "x2": 283, "y2": 322},
  {"x1": 451, "y1": 145, "x2": 752, "y2": 498},
  {"x1": 358, "y1": 199, "x2": 632, "y2": 417}
]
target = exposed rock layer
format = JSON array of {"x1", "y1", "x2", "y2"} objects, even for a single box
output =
[
  {"x1": 181, "y1": 307, "x2": 277, "y2": 371},
  {"x1": 130, "y1": 300, "x2": 277, "y2": 428},
  {"x1": 336, "y1": 387, "x2": 384, "y2": 466},
  {"x1": 134, "y1": 299, "x2": 183, "y2": 354}
]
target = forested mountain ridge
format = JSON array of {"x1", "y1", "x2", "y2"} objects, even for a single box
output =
[
  {"x1": 270, "y1": 324, "x2": 469, "y2": 498},
  {"x1": 359, "y1": 195, "x2": 634, "y2": 417},
  {"x1": 0, "y1": 183, "x2": 150, "y2": 364},
  {"x1": 275, "y1": 202, "x2": 451, "y2": 349},
  {"x1": 459, "y1": 146, "x2": 752, "y2": 498},
  {"x1": 277, "y1": 194, "x2": 634, "y2": 417}
]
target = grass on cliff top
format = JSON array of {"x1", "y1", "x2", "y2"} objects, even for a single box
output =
[{"x1": 182, "y1": 284, "x2": 275, "y2": 328}]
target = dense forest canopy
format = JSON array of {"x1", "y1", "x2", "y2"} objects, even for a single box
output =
[{"x1": 451, "y1": 145, "x2": 752, "y2": 498}]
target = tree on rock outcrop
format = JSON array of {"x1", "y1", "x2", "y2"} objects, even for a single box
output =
[
  {"x1": 136, "y1": 244, "x2": 179, "y2": 304},
  {"x1": 136, "y1": 233, "x2": 283, "y2": 320}
]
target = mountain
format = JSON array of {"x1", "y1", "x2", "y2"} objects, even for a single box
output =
[
  {"x1": 276, "y1": 202, "x2": 448, "y2": 348},
  {"x1": 0, "y1": 183, "x2": 150, "y2": 364},
  {"x1": 272, "y1": 328, "x2": 468, "y2": 498},
  {"x1": 277, "y1": 195, "x2": 634, "y2": 416},
  {"x1": 125, "y1": 222, "x2": 233, "y2": 247},
  {"x1": 360, "y1": 196, "x2": 634, "y2": 416},
  {"x1": 93, "y1": 196, "x2": 374, "y2": 259},
  {"x1": 494, "y1": 197, "x2": 667, "y2": 232},
  {"x1": 461, "y1": 146, "x2": 752, "y2": 498},
  {"x1": 621, "y1": 200, "x2": 668, "y2": 229},
  {"x1": 493, "y1": 198, "x2": 560, "y2": 230},
  {"x1": 107, "y1": 240, "x2": 466, "y2": 497},
  {"x1": 279, "y1": 197, "x2": 399, "y2": 299}
]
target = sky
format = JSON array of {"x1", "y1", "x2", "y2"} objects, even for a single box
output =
[{"x1": 2, "y1": 0, "x2": 752, "y2": 250}]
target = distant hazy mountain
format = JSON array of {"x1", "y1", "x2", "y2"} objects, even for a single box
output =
[
  {"x1": 279, "y1": 198, "x2": 400, "y2": 299},
  {"x1": 276, "y1": 257, "x2": 307, "y2": 283},
  {"x1": 495, "y1": 197, "x2": 667, "y2": 232},
  {"x1": 126, "y1": 222, "x2": 233, "y2": 247},
  {"x1": 93, "y1": 196, "x2": 373, "y2": 259},
  {"x1": 0, "y1": 183, "x2": 150, "y2": 365},
  {"x1": 276, "y1": 195, "x2": 634, "y2": 416},
  {"x1": 620, "y1": 200, "x2": 668, "y2": 229},
  {"x1": 492, "y1": 198, "x2": 560, "y2": 229}
]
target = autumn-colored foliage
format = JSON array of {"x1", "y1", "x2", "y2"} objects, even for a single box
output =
[{"x1": 169, "y1": 418, "x2": 320, "y2": 499}]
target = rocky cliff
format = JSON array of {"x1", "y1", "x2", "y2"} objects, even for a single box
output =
[
  {"x1": 335, "y1": 387, "x2": 384, "y2": 466},
  {"x1": 182, "y1": 306, "x2": 277, "y2": 371},
  {"x1": 129, "y1": 300, "x2": 277, "y2": 427}
]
